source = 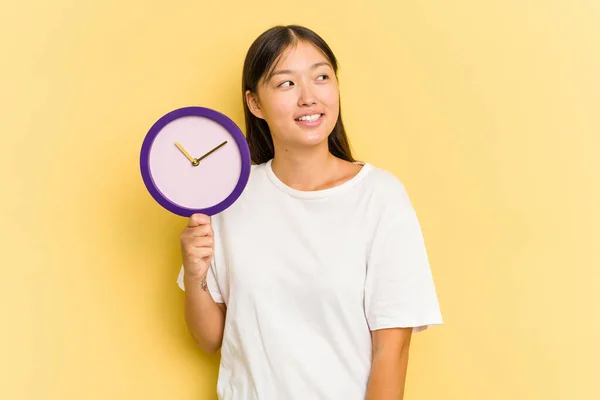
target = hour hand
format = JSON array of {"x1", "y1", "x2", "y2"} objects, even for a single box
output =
[{"x1": 174, "y1": 141, "x2": 198, "y2": 165}]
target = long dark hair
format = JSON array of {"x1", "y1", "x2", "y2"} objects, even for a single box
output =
[{"x1": 241, "y1": 25, "x2": 355, "y2": 165}]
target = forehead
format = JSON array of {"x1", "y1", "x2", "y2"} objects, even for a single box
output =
[{"x1": 274, "y1": 41, "x2": 330, "y2": 70}]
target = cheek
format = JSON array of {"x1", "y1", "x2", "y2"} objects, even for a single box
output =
[
  {"x1": 321, "y1": 85, "x2": 340, "y2": 108},
  {"x1": 265, "y1": 95, "x2": 294, "y2": 123}
]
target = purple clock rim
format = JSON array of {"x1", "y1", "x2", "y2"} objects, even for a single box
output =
[{"x1": 140, "y1": 106, "x2": 251, "y2": 217}]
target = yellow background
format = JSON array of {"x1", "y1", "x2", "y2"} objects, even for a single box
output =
[{"x1": 1, "y1": 0, "x2": 597, "y2": 399}]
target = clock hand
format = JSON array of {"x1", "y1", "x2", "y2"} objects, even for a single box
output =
[
  {"x1": 194, "y1": 141, "x2": 228, "y2": 164},
  {"x1": 174, "y1": 141, "x2": 197, "y2": 165}
]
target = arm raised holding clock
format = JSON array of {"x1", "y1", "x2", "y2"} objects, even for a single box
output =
[{"x1": 179, "y1": 213, "x2": 226, "y2": 354}]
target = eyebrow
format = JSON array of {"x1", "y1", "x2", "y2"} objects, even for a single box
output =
[{"x1": 268, "y1": 61, "x2": 332, "y2": 80}]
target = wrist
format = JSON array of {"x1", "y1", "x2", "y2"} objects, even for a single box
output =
[{"x1": 184, "y1": 273, "x2": 208, "y2": 290}]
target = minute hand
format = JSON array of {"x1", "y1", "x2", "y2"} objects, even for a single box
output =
[{"x1": 195, "y1": 140, "x2": 228, "y2": 163}]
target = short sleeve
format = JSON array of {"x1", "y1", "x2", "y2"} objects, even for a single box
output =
[
  {"x1": 176, "y1": 258, "x2": 224, "y2": 303},
  {"x1": 365, "y1": 177, "x2": 443, "y2": 333}
]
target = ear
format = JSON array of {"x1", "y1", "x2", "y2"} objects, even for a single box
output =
[{"x1": 245, "y1": 90, "x2": 265, "y2": 120}]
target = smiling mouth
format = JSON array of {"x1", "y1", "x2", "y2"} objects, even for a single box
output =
[{"x1": 295, "y1": 113, "x2": 323, "y2": 122}]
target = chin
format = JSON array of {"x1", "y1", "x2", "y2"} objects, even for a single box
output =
[
  {"x1": 300, "y1": 129, "x2": 331, "y2": 147},
  {"x1": 274, "y1": 119, "x2": 335, "y2": 149}
]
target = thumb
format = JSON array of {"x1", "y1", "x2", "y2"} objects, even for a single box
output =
[{"x1": 187, "y1": 213, "x2": 210, "y2": 228}]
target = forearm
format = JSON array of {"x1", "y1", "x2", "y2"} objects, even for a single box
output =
[
  {"x1": 183, "y1": 274, "x2": 226, "y2": 354},
  {"x1": 365, "y1": 346, "x2": 410, "y2": 400}
]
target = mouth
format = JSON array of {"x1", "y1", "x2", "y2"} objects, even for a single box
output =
[{"x1": 294, "y1": 113, "x2": 324, "y2": 124}]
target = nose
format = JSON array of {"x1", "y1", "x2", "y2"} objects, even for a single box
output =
[{"x1": 297, "y1": 82, "x2": 317, "y2": 107}]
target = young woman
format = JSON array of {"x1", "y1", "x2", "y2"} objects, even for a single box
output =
[{"x1": 177, "y1": 25, "x2": 443, "y2": 400}]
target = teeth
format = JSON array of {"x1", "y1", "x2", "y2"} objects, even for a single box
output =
[{"x1": 297, "y1": 113, "x2": 322, "y2": 122}]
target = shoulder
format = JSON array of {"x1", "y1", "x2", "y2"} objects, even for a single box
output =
[
  {"x1": 230, "y1": 162, "x2": 269, "y2": 198},
  {"x1": 211, "y1": 162, "x2": 269, "y2": 223},
  {"x1": 359, "y1": 165, "x2": 427, "y2": 244},
  {"x1": 244, "y1": 162, "x2": 270, "y2": 194},
  {"x1": 250, "y1": 162, "x2": 266, "y2": 176},
  {"x1": 361, "y1": 163, "x2": 412, "y2": 208}
]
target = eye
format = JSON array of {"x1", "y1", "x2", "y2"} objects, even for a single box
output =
[
  {"x1": 316, "y1": 74, "x2": 329, "y2": 81},
  {"x1": 278, "y1": 81, "x2": 294, "y2": 87}
]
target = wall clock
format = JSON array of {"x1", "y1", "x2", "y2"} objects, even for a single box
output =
[{"x1": 140, "y1": 106, "x2": 251, "y2": 217}]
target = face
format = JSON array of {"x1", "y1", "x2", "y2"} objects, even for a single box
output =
[{"x1": 246, "y1": 40, "x2": 340, "y2": 152}]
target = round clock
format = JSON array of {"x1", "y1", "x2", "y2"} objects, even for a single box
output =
[{"x1": 140, "y1": 106, "x2": 251, "y2": 217}]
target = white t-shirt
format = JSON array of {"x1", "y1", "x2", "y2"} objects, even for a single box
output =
[{"x1": 177, "y1": 159, "x2": 443, "y2": 400}]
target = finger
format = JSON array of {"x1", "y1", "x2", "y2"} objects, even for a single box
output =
[
  {"x1": 187, "y1": 213, "x2": 210, "y2": 228},
  {"x1": 190, "y1": 247, "x2": 213, "y2": 260},
  {"x1": 192, "y1": 236, "x2": 214, "y2": 248},
  {"x1": 184, "y1": 246, "x2": 213, "y2": 262},
  {"x1": 189, "y1": 224, "x2": 213, "y2": 238}
]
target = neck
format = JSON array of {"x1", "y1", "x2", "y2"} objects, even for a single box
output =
[{"x1": 270, "y1": 142, "x2": 340, "y2": 191}]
